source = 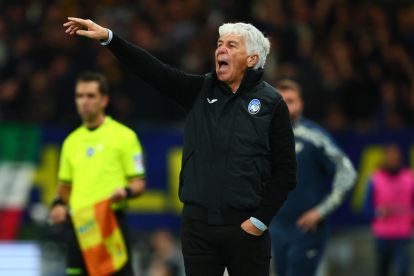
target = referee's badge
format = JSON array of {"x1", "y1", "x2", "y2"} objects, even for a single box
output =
[
  {"x1": 248, "y1": 99, "x2": 261, "y2": 114},
  {"x1": 133, "y1": 154, "x2": 144, "y2": 173},
  {"x1": 86, "y1": 146, "x2": 95, "y2": 157}
]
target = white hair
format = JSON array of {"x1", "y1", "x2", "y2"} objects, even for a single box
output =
[{"x1": 218, "y1": 22, "x2": 271, "y2": 69}]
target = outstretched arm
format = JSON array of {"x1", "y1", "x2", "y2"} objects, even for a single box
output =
[{"x1": 63, "y1": 17, "x2": 204, "y2": 110}]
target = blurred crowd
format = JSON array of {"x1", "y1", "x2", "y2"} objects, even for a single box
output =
[{"x1": 1, "y1": 0, "x2": 414, "y2": 131}]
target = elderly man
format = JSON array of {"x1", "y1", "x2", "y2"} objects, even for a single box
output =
[{"x1": 63, "y1": 18, "x2": 296, "y2": 276}]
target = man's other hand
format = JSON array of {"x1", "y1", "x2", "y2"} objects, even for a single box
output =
[
  {"x1": 296, "y1": 208, "x2": 322, "y2": 232},
  {"x1": 241, "y1": 218, "x2": 264, "y2": 236}
]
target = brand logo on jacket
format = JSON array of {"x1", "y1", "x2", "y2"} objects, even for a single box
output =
[
  {"x1": 207, "y1": 98, "x2": 218, "y2": 104},
  {"x1": 248, "y1": 99, "x2": 261, "y2": 114}
]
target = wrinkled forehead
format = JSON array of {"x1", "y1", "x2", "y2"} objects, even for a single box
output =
[{"x1": 217, "y1": 33, "x2": 246, "y2": 44}]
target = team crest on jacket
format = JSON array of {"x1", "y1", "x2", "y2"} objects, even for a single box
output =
[{"x1": 248, "y1": 99, "x2": 261, "y2": 114}]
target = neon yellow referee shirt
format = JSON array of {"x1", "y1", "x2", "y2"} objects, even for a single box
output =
[{"x1": 58, "y1": 116, "x2": 145, "y2": 212}]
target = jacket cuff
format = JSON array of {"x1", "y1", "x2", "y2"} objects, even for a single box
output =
[
  {"x1": 253, "y1": 202, "x2": 284, "y2": 227},
  {"x1": 250, "y1": 217, "x2": 268, "y2": 231},
  {"x1": 100, "y1": 29, "x2": 113, "y2": 46}
]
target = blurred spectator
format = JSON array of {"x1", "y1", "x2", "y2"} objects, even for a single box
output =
[
  {"x1": 147, "y1": 229, "x2": 183, "y2": 276},
  {"x1": 363, "y1": 144, "x2": 414, "y2": 276},
  {"x1": 1, "y1": 0, "x2": 414, "y2": 131}
]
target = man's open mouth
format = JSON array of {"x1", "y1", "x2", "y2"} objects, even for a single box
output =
[{"x1": 218, "y1": 60, "x2": 229, "y2": 70}]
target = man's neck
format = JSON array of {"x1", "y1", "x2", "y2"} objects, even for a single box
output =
[
  {"x1": 230, "y1": 83, "x2": 240, "y2": 93},
  {"x1": 84, "y1": 114, "x2": 106, "y2": 129},
  {"x1": 291, "y1": 115, "x2": 301, "y2": 125}
]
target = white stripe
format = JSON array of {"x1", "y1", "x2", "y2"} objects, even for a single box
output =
[
  {"x1": 294, "y1": 124, "x2": 357, "y2": 217},
  {"x1": 0, "y1": 162, "x2": 34, "y2": 208}
]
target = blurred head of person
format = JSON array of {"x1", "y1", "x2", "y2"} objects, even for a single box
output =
[
  {"x1": 75, "y1": 71, "x2": 109, "y2": 128},
  {"x1": 275, "y1": 79, "x2": 304, "y2": 122},
  {"x1": 215, "y1": 23, "x2": 270, "y2": 92},
  {"x1": 382, "y1": 143, "x2": 403, "y2": 174}
]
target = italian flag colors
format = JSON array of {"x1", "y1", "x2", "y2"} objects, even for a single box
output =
[{"x1": 71, "y1": 199, "x2": 128, "y2": 276}]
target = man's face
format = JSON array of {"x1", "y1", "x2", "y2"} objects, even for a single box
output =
[
  {"x1": 383, "y1": 145, "x2": 402, "y2": 169},
  {"x1": 280, "y1": 89, "x2": 303, "y2": 121},
  {"x1": 215, "y1": 34, "x2": 255, "y2": 90},
  {"x1": 75, "y1": 81, "x2": 108, "y2": 122}
]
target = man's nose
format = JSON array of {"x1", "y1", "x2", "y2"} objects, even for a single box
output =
[
  {"x1": 217, "y1": 46, "x2": 227, "y2": 54},
  {"x1": 78, "y1": 97, "x2": 87, "y2": 104}
]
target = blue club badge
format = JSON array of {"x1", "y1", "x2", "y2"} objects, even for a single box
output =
[
  {"x1": 248, "y1": 99, "x2": 261, "y2": 114},
  {"x1": 86, "y1": 147, "x2": 94, "y2": 157}
]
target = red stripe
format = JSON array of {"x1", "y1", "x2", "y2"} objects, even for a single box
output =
[
  {"x1": 0, "y1": 209, "x2": 23, "y2": 240},
  {"x1": 83, "y1": 244, "x2": 114, "y2": 276},
  {"x1": 94, "y1": 200, "x2": 117, "y2": 238}
]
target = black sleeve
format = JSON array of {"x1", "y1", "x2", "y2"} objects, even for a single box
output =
[
  {"x1": 253, "y1": 98, "x2": 297, "y2": 226},
  {"x1": 106, "y1": 33, "x2": 205, "y2": 111}
]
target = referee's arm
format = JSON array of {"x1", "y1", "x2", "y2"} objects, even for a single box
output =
[
  {"x1": 49, "y1": 181, "x2": 71, "y2": 224},
  {"x1": 110, "y1": 176, "x2": 145, "y2": 202}
]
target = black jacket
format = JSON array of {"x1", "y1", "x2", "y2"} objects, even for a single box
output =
[{"x1": 107, "y1": 34, "x2": 296, "y2": 226}]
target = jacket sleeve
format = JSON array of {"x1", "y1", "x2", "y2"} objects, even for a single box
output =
[
  {"x1": 313, "y1": 131, "x2": 357, "y2": 218},
  {"x1": 253, "y1": 98, "x2": 297, "y2": 226},
  {"x1": 106, "y1": 33, "x2": 204, "y2": 111}
]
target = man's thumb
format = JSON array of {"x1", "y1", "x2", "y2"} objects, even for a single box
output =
[{"x1": 76, "y1": 29, "x2": 88, "y2": 37}]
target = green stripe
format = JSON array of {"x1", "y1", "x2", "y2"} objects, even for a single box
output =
[
  {"x1": 0, "y1": 124, "x2": 40, "y2": 162},
  {"x1": 65, "y1": 267, "x2": 84, "y2": 275}
]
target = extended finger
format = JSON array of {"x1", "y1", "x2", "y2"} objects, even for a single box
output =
[
  {"x1": 65, "y1": 25, "x2": 76, "y2": 33},
  {"x1": 75, "y1": 29, "x2": 90, "y2": 37},
  {"x1": 70, "y1": 27, "x2": 80, "y2": 35},
  {"x1": 63, "y1": 21, "x2": 76, "y2": 27},
  {"x1": 67, "y1": 17, "x2": 90, "y2": 26}
]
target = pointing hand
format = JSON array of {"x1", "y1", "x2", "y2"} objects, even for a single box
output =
[{"x1": 63, "y1": 17, "x2": 109, "y2": 41}]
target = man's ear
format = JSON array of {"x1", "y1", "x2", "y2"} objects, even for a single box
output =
[
  {"x1": 247, "y1": 54, "x2": 259, "y2": 68},
  {"x1": 102, "y1": 95, "x2": 109, "y2": 108}
]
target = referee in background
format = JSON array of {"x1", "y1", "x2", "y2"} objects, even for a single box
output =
[{"x1": 49, "y1": 71, "x2": 146, "y2": 276}]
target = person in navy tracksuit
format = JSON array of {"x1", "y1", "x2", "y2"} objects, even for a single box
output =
[{"x1": 270, "y1": 79, "x2": 357, "y2": 276}]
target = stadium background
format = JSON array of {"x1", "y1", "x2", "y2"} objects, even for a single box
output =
[{"x1": 1, "y1": 0, "x2": 414, "y2": 275}]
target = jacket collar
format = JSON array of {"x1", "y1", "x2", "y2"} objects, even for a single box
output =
[{"x1": 213, "y1": 68, "x2": 264, "y2": 95}]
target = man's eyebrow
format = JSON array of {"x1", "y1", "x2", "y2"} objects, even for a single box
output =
[
  {"x1": 76, "y1": 91, "x2": 96, "y2": 94},
  {"x1": 228, "y1": 40, "x2": 239, "y2": 45},
  {"x1": 217, "y1": 39, "x2": 240, "y2": 45}
]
